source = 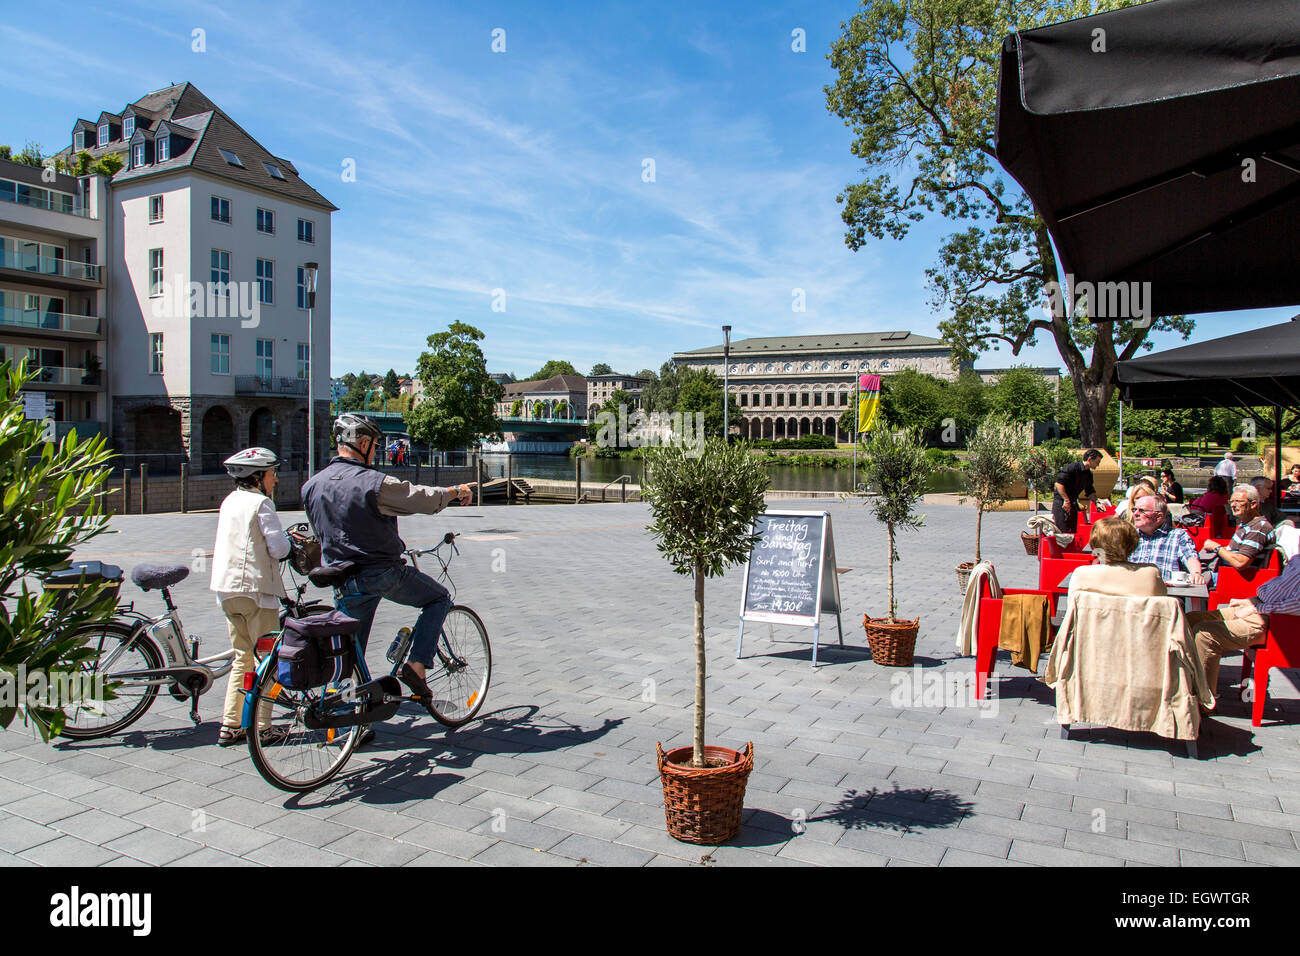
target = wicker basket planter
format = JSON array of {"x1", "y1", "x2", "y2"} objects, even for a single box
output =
[
  {"x1": 955, "y1": 561, "x2": 974, "y2": 593},
  {"x1": 863, "y1": 615, "x2": 920, "y2": 666},
  {"x1": 1020, "y1": 531, "x2": 1040, "y2": 557},
  {"x1": 657, "y1": 741, "x2": 753, "y2": 844}
]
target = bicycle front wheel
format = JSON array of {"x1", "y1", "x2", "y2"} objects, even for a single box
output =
[
  {"x1": 60, "y1": 622, "x2": 163, "y2": 740},
  {"x1": 425, "y1": 605, "x2": 491, "y2": 728},
  {"x1": 246, "y1": 662, "x2": 362, "y2": 792}
]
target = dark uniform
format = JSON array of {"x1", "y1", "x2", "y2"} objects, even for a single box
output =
[{"x1": 1052, "y1": 460, "x2": 1096, "y2": 533}]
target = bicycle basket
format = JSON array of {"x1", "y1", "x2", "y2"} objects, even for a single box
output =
[
  {"x1": 276, "y1": 611, "x2": 360, "y2": 690},
  {"x1": 288, "y1": 527, "x2": 322, "y2": 575}
]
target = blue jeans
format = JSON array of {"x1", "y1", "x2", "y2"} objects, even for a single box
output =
[{"x1": 335, "y1": 563, "x2": 453, "y2": 669}]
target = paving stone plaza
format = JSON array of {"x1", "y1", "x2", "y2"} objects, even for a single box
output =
[{"x1": 2, "y1": 499, "x2": 1298, "y2": 867}]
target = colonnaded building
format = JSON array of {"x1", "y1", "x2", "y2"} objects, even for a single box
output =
[{"x1": 672, "y1": 331, "x2": 965, "y2": 442}]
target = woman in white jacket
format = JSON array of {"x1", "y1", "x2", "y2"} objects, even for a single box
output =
[{"x1": 210, "y1": 447, "x2": 292, "y2": 746}]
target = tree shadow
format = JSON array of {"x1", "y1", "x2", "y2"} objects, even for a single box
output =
[{"x1": 809, "y1": 782, "x2": 973, "y2": 834}]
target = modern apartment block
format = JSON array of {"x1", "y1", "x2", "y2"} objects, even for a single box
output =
[
  {"x1": 0, "y1": 158, "x2": 110, "y2": 440},
  {"x1": 53, "y1": 82, "x2": 336, "y2": 472}
]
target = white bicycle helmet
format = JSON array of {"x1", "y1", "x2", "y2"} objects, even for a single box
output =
[{"x1": 224, "y1": 446, "x2": 284, "y2": 479}]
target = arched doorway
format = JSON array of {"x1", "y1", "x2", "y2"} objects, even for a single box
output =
[
  {"x1": 128, "y1": 405, "x2": 183, "y2": 472},
  {"x1": 201, "y1": 406, "x2": 235, "y2": 473},
  {"x1": 249, "y1": 407, "x2": 279, "y2": 454}
]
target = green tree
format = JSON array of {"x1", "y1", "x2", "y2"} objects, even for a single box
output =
[
  {"x1": 1, "y1": 361, "x2": 119, "y2": 739},
  {"x1": 961, "y1": 415, "x2": 1029, "y2": 562},
  {"x1": 988, "y1": 367, "x2": 1055, "y2": 424},
  {"x1": 825, "y1": 0, "x2": 1193, "y2": 447},
  {"x1": 510, "y1": 399, "x2": 523, "y2": 417},
  {"x1": 0, "y1": 146, "x2": 10, "y2": 161},
  {"x1": 881, "y1": 368, "x2": 947, "y2": 435},
  {"x1": 590, "y1": 362, "x2": 614, "y2": 376},
  {"x1": 526, "y1": 360, "x2": 578, "y2": 381},
  {"x1": 945, "y1": 371, "x2": 989, "y2": 435},
  {"x1": 341, "y1": 371, "x2": 370, "y2": 411},
  {"x1": 90, "y1": 152, "x2": 123, "y2": 177},
  {"x1": 382, "y1": 369, "x2": 401, "y2": 399},
  {"x1": 678, "y1": 372, "x2": 743, "y2": 438},
  {"x1": 860, "y1": 428, "x2": 935, "y2": 620},
  {"x1": 642, "y1": 439, "x2": 768, "y2": 766},
  {"x1": 406, "y1": 322, "x2": 504, "y2": 450}
]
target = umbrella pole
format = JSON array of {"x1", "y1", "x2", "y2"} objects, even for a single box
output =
[
  {"x1": 1276, "y1": 404, "x2": 1283, "y2": 509},
  {"x1": 1118, "y1": 400, "x2": 1124, "y2": 487}
]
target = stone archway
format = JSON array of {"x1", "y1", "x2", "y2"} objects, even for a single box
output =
[
  {"x1": 201, "y1": 405, "x2": 235, "y2": 473},
  {"x1": 249, "y1": 406, "x2": 279, "y2": 453},
  {"x1": 128, "y1": 405, "x2": 183, "y2": 471}
]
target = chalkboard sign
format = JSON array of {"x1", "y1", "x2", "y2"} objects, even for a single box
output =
[{"x1": 736, "y1": 510, "x2": 844, "y2": 665}]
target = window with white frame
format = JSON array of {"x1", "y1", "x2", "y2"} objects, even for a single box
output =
[
  {"x1": 256, "y1": 258, "x2": 273, "y2": 304},
  {"x1": 297, "y1": 342, "x2": 309, "y2": 379},
  {"x1": 256, "y1": 338, "x2": 273, "y2": 382},
  {"x1": 97, "y1": 123, "x2": 108, "y2": 147},
  {"x1": 149, "y1": 195, "x2": 164, "y2": 222},
  {"x1": 156, "y1": 136, "x2": 169, "y2": 162},
  {"x1": 256, "y1": 208, "x2": 275, "y2": 234},
  {"x1": 210, "y1": 195, "x2": 230, "y2": 223},
  {"x1": 74, "y1": 130, "x2": 84, "y2": 151},
  {"x1": 148, "y1": 248, "x2": 164, "y2": 296},
  {"x1": 149, "y1": 332, "x2": 163, "y2": 374},
  {"x1": 132, "y1": 143, "x2": 146, "y2": 168},
  {"x1": 296, "y1": 267, "x2": 308, "y2": 309},
  {"x1": 297, "y1": 218, "x2": 314, "y2": 243},
  {"x1": 124, "y1": 116, "x2": 135, "y2": 138},
  {"x1": 210, "y1": 249, "x2": 230, "y2": 296},
  {"x1": 210, "y1": 333, "x2": 230, "y2": 375}
]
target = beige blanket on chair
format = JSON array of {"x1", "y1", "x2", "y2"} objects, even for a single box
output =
[{"x1": 1043, "y1": 591, "x2": 1212, "y2": 741}]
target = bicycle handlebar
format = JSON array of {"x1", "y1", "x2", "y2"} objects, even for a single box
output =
[{"x1": 405, "y1": 532, "x2": 459, "y2": 558}]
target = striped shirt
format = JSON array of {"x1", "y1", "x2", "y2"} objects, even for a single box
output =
[
  {"x1": 1129, "y1": 526, "x2": 1198, "y2": 581},
  {"x1": 1227, "y1": 516, "x2": 1275, "y2": 567},
  {"x1": 1257, "y1": 558, "x2": 1300, "y2": 616}
]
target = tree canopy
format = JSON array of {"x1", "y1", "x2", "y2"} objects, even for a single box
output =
[
  {"x1": 988, "y1": 367, "x2": 1055, "y2": 423},
  {"x1": 526, "y1": 360, "x2": 578, "y2": 381},
  {"x1": 590, "y1": 362, "x2": 614, "y2": 376},
  {"x1": 825, "y1": 0, "x2": 1193, "y2": 446},
  {"x1": 406, "y1": 322, "x2": 504, "y2": 450}
]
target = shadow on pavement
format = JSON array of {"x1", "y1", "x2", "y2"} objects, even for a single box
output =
[{"x1": 810, "y1": 782, "x2": 973, "y2": 834}]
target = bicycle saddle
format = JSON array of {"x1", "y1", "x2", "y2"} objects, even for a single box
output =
[
  {"x1": 131, "y1": 564, "x2": 190, "y2": 591},
  {"x1": 307, "y1": 562, "x2": 356, "y2": 589}
]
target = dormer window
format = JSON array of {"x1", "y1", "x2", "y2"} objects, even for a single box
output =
[
  {"x1": 124, "y1": 116, "x2": 135, "y2": 138},
  {"x1": 156, "y1": 137, "x2": 169, "y2": 162},
  {"x1": 263, "y1": 162, "x2": 286, "y2": 180},
  {"x1": 132, "y1": 143, "x2": 146, "y2": 168},
  {"x1": 97, "y1": 124, "x2": 109, "y2": 147},
  {"x1": 218, "y1": 148, "x2": 244, "y2": 168},
  {"x1": 74, "y1": 131, "x2": 84, "y2": 151}
]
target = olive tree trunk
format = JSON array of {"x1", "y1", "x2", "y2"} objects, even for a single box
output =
[
  {"x1": 887, "y1": 522, "x2": 897, "y2": 621},
  {"x1": 692, "y1": 561, "x2": 706, "y2": 768},
  {"x1": 974, "y1": 506, "x2": 984, "y2": 563}
]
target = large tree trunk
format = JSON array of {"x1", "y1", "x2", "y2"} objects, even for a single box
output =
[
  {"x1": 1074, "y1": 377, "x2": 1112, "y2": 449},
  {"x1": 692, "y1": 563, "x2": 706, "y2": 768}
]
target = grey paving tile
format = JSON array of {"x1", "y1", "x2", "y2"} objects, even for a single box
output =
[{"x1": 549, "y1": 833, "x2": 655, "y2": 866}]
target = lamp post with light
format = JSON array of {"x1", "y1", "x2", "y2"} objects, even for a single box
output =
[
  {"x1": 304, "y1": 261, "x2": 319, "y2": 475},
  {"x1": 722, "y1": 325, "x2": 732, "y2": 443}
]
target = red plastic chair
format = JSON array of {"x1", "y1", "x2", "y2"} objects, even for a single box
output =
[
  {"x1": 974, "y1": 574, "x2": 1058, "y2": 700},
  {"x1": 1089, "y1": 501, "x2": 1116, "y2": 521},
  {"x1": 1208, "y1": 564, "x2": 1280, "y2": 611},
  {"x1": 1038, "y1": 554, "x2": 1096, "y2": 594},
  {"x1": 1040, "y1": 535, "x2": 1085, "y2": 559},
  {"x1": 1252, "y1": 613, "x2": 1300, "y2": 726}
]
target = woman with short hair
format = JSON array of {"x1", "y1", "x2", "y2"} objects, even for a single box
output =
[{"x1": 1067, "y1": 517, "x2": 1167, "y2": 598}]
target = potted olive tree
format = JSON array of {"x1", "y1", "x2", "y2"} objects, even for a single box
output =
[
  {"x1": 956, "y1": 415, "x2": 1027, "y2": 591},
  {"x1": 859, "y1": 427, "x2": 934, "y2": 666},
  {"x1": 642, "y1": 437, "x2": 768, "y2": 844}
]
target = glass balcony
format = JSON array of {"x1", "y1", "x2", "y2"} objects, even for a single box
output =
[
  {"x1": 0, "y1": 306, "x2": 101, "y2": 335},
  {"x1": 0, "y1": 249, "x2": 101, "y2": 281},
  {"x1": 234, "y1": 375, "x2": 307, "y2": 396},
  {"x1": 22, "y1": 366, "x2": 102, "y2": 387},
  {"x1": 0, "y1": 178, "x2": 88, "y2": 217}
]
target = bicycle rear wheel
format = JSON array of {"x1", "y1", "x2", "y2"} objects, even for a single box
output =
[
  {"x1": 246, "y1": 662, "x2": 362, "y2": 792},
  {"x1": 425, "y1": 605, "x2": 491, "y2": 728},
  {"x1": 60, "y1": 622, "x2": 163, "y2": 740}
]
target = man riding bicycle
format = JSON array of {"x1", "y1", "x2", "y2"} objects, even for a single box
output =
[{"x1": 301, "y1": 413, "x2": 474, "y2": 740}]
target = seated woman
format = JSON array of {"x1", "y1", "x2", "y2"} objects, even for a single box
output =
[
  {"x1": 1187, "y1": 474, "x2": 1230, "y2": 518},
  {"x1": 1068, "y1": 517, "x2": 1167, "y2": 598},
  {"x1": 1282, "y1": 463, "x2": 1300, "y2": 498},
  {"x1": 1114, "y1": 477, "x2": 1158, "y2": 521}
]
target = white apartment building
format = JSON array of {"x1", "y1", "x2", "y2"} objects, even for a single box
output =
[{"x1": 56, "y1": 83, "x2": 335, "y2": 472}]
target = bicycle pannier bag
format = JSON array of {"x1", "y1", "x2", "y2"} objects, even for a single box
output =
[{"x1": 276, "y1": 611, "x2": 360, "y2": 690}]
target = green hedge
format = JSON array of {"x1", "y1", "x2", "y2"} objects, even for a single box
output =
[{"x1": 751, "y1": 435, "x2": 837, "y2": 450}]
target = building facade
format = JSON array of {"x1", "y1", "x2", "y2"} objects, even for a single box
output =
[
  {"x1": 673, "y1": 331, "x2": 964, "y2": 442},
  {"x1": 55, "y1": 83, "x2": 336, "y2": 472},
  {"x1": 497, "y1": 374, "x2": 588, "y2": 420},
  {"x1": 0, "y1": 159, "x2": 110, "y2": 441},
  {"x1": 587, "y1": 372, "x2": 647, "y2": 411}
]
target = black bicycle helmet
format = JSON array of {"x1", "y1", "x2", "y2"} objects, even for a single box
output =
[{"x1": 332, "y1": 412, "x2": 383, "y2": 455}]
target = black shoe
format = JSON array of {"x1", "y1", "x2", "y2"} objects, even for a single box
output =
[
  {"x1": 353, "y1": 725, "x2": 376, "y2": 747},
  {"x1": 399, "y1": 663, "x2": 432, "y2": 700}
]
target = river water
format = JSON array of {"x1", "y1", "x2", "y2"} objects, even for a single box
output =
[{"x1": 480, "y1": 454, "x2": 965, "y2": 495}]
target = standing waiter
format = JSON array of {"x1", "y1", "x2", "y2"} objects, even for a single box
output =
[{"x1": 1052, "y1": 448, "x2": 1103, "y2": 533}]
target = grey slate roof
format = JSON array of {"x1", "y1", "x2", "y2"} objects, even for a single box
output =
[
  {"x1": 57, "y1": 82, "x2": 336, "y2": 211},
  {"x1": 503, "y1": 374, "x2": 588, "y2": 397},
  {"x1": 676, "y1": 331, "x2": 946, "y2": 356}
]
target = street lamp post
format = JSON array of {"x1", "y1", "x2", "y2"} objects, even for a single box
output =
[
  {"x1": 722, "y1": 325, "x2": 732, "y2": 443},
  {"x1": 304, "y1": 261, "x2": 318, "y2": 476}
]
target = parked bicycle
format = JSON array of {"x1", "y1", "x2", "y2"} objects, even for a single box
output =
[
  {"x1": 55, "y1": 528, "x2": 329, "y2": 740},
  {"x1": 242, "y1": 531, "x2": 491, "y2": 792}
]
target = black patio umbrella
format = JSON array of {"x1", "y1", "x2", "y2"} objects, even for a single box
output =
[{"x1": 995, "y1": 0, "x2": 1300, "y2": 319}]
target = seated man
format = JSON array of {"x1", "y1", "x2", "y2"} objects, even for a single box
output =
[
  {"x1": 1201, "y1": 484, "x2": 1276, "y2": 580},
  {"x1": 1250, "y1": 475, "x2": 1283, "y2": 526},
  {"x1": 1070, "y1": 518, "x2": 1165, "y2": 598},
  {"x1": 1186, "y1": 549, "x2": 1300, "y2": 707},
  {"x1": 1128, "y1": 495, "x2": 1205, "y2": 586}
]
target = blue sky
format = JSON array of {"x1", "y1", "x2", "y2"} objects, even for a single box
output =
[{"x1": 2, "y1": 0, "x2": 1292, "y2": 380}]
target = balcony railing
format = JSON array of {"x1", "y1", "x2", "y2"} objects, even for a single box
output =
[
  {"x1": 234, "y1": 375, "x2": 307, "y2": 396},
  {"x1": 0, "y1": 306, "x2": 101, "y2": 335},
  {"x1": 0, "y1": 250, "x2": 101, "y2": 281},
  {"x1": 0, "y1": 180, "x2": 88, "y2": 218},
  {"x1": 54, "y1": 420, "x2": 102, "y2": 440},
  {"x1": 21, "y1": 366, "x2": 102, "y2": 387}
]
